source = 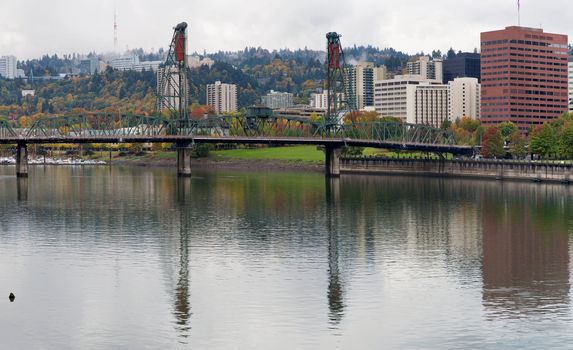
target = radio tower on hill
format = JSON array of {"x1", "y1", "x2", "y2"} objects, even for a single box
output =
[{"x1": 114, "y1": 8, "x2": 118, "y2": 50}]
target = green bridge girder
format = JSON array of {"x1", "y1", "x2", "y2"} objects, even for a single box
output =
[{"x1": 0, "y1": 113, "x2": 457, "y2": 146}]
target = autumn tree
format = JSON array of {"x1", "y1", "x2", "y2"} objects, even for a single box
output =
[
  {"x1": 481, "y1": 126, "x2": 505, "y2": 158},
  {"x1": 343, "y1": 111, "x2": 380, "y2": 124},
  {"x1": 508, "y1": 131, "x2": 526, "y2": 159},
  {"x1": 450, "y1": 116, "x2": 481, "y2": 145},
  {"x1": 530, "y1": 124, "x2": 558, "y2": 159},
  {"x1": 558, "y1": 122, "x2": 573, "y2": 159}
]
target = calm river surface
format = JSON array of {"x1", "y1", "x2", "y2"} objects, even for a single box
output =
[{"x1": 0, "y1": 165, "x2": 572, "y2": 349}]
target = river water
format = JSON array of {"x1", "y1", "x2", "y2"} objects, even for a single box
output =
[{"x1": 0, "y1": 166, "x2": 572, "y2": 349}]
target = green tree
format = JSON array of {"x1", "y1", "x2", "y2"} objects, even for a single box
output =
[
  {"x1": 440, "y1": 119, "x2": 452, "y2": 130},
  {"x1": 497, "y1": 121, "x2": 518, "y2": 139},
  {"x1": 508, "y1": 131, "x2": 526, "y2": 159},
  {"x1": 530, "y1": 124, "x2": 558, "y2": 159},
  {"x1": 558, "y1": 122, "x2": 573, "y2": 159},
  {"x1": 481, "y1": 126, "x2": 505, "y2": 158}
]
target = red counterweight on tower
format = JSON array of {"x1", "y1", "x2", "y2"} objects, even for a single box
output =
[{"x1": 174, "y1": 22, "x2": 188, "y2": 62}]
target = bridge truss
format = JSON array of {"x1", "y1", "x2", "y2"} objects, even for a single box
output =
[{"x1": 0, "y1": 112, "x2": 456, "y2": 147}]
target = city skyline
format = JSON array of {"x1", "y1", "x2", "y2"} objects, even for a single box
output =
[{"x1": 1, "y1": 0, "x2": 573, "y2": 59}]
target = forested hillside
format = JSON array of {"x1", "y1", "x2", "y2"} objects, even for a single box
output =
[{"x1": 0, "y1": 46, "x2": 415, "y2": 120}]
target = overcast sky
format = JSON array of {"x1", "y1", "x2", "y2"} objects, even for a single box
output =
[{"x1": 1, "y1": 0, "x2": 571, "y2": 59}]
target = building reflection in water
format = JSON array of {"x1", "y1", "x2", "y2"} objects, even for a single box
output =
[
  {"x1": 325, "y1": 177, "x2": 344, "y2": 326},
  {"x1": 174, "y1": 178, "x2": 192, "y2": 337},
  {"x1": 482, "y1": 191, "x2": 570, "y2": 319}
]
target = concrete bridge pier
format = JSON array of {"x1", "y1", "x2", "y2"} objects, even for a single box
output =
[
  {"x1": 177, "y1": 142, "x2": 192, "y2": 177},
  {"x1": 16, "y1": 142, "x2": 28, "y2": 178},
  {"x1": 325, "y1": 147, "x2": 341, "y2": 177}
]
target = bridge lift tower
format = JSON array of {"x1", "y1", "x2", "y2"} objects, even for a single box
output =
[
  {"x1": 325, "y1": 32, "x2": 354, "y2": 134},
  {"x1": 324, "y1": 32, "x2": 354, "y2": 176},
  {"x1": 157, "y1": 22, "x2": 193, "y2": 176},
  {"x1": 157, "y1": 22, "x2": 189, "y2": 122}
]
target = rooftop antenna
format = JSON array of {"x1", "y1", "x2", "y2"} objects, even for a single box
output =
[
  {"x1": 517, "y1": 0, "x2": 521, "y2": 26},
  {"x1": 114, "y1": 5, "x2": 118, "y2": 50}
]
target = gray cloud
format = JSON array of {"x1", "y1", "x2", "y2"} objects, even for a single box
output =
[{"x1": 0, "y1": 0, "x2": 571, "y2": 59}]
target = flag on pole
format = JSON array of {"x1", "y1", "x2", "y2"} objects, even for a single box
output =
[{"x1": 518, "y1": 0, "x2": 520, "y2": 10}]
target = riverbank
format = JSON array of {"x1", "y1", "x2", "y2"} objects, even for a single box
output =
[
  {"x1": 341, "y1": 156, "x2": 573, "y2": 184},
  {"x1": 60, "y1": 145, "x2": 326, "y2": 172}
]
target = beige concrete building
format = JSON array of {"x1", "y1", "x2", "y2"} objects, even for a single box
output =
[
  {"x1": 374, "y1": 75, "x2": 443, "y2": 124},
  {"x1": 0, "y1": 56, "x2": 17, "y2": 79},
  {"x1": 206, "y1": 81, "x2": 238, "y2": 114},
  {"x1": 407, "y1": 56, "x2": 443, "y2": 83},
  {"x1": 346, "y1": 62, "x2": 387, "y2": 110},
  {"x1": 310, "y1": 90, "x2": 345, "y2": 110},
  {"x1": 414, "y1": 84, "x2": 449, "y2": 127},
  {"x1": 448, "y1": 77, "x2": 480, "y2": 120}
]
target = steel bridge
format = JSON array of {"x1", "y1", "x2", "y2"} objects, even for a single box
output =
[{"x1": 0, "y1": 112, "x2": 473, "y2": 177}]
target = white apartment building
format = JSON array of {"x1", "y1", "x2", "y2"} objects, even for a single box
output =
[
  {"x1": 187, "y1": 55, "x2": 214, "y2": 69},
  {"x1": 0, "y1": 56, "x2": 17, "y2": 79},
  {"x1": 375, "y1": 75, "x2": 480, "y2": 127},
  {"x1": 569, "y1": 57, "x2": 573, "y2": 112},
  {"x1": 310, "y1": 90, "x2": 345, "y2": 110},
  {"x1": 448, "y1": 77, "x2": 481, "y2": 120},
  {"x1": 346, "y1": 62, "x2": 387, "y2": 110},
  {"x1": 110, "y1": 55, "x2": 162, "y2": 72},
  {"x1": 110, "y1": 56, "x2": 139, "y2": 71},
  {"x1": 262, "y1": 90, "x2": 293, "y2": 109},
  {"x1": 407, "y1": 56, "x2": 443, "y2": 83},
  {"x1": 414, "y1": 84, "x2": 449, "y2": 127},
  {"x1": 207, "y1": 81, "x2": 238, "y2": 114},
  {"x1": 134, "y1": 61, "x2": 162, "y2": 72},
  {"x1": 374, "y1": 75, "x2": 443, "y2": 123}
]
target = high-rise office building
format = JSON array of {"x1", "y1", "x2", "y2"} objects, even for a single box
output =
[
  {"x1": 346, "y1": 62, "x2": 387, "y2": 110},
  {"x1": 407, "y1": 57, "x2": 443, "y2": 83},
  {"x1": 481, "y1": 26, "x2": 568, "y2": 131},
  {"x1": 568, "y1": 56, "x2": 573, "y2": 112},
  {"x1": 443, "y1": 53, "x2": 481, "y2": 83},
  {"x1": 0, "y1": 56, "x2": 17, "y2": 79},
  {"x1": 207, "y1": 81, "x2": 238, "y2": 114}
]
